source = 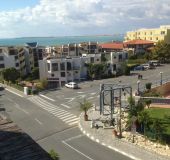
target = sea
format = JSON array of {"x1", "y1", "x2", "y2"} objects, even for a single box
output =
[{"x1": 0, "y1": 35, "x2": 124, "y2": 46}]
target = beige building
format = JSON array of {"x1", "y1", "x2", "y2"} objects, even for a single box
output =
[{"x1": 124, "y1": 25, "x2": 170, "y2": 44}]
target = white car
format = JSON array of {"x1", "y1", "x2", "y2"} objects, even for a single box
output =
[{"x1": 65, "y1": 82, "x2": 78, "y2": 89}]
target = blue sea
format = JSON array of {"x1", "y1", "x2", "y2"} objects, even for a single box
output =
[{"x1": 0, "y1": 35, "x2": 124, "y2": 46}]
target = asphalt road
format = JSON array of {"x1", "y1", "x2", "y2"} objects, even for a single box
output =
[
  {"x1": 1, "y1": 90, "x2": 131, "y2": 160},
  {"x1": 1, "y1": 64, "x2": 170, "y2": 160}
]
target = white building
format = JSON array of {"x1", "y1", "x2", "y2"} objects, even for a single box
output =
[
  {"x1": 0, "y1": 47, "x2": 27, "y2": 76},
  {"x1": 108, "y1": 51, "x2": 128, "y2": 74},
  {"x1": 39, "y1": 56, "x2": 88, "y2": 88}
]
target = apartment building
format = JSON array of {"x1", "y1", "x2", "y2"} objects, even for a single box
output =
[
  {"x1": 0, "y1": 47, "x2": 27, "y2": 75},
  {"x1": 39, "y1": 56, "x2": 88, "y2": 88},
  {"x1": 106, "y1": 51, "x2": 128, "y2": 75},
  {"x1": 124, "y1": 25, "x2": 170, "y2": 44},
  {"x1": 25, "y1": 42, "x2": 46, "y2": 67}
]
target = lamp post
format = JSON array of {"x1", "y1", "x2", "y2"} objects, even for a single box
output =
[
  {"x1": 137, "y1": 80, "x2": 140, "y2": 95},
  {"x1": 160, "y1": 72, "x2": 163, "y2": 85}
]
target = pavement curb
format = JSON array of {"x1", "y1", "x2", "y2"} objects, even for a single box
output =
[{"x1": 78, "y1": 112, "x2": 142, "y2": 160}]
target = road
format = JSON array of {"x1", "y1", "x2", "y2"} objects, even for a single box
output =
[{"x1": 1, "y1": 64, "x2": 170, "y2": 160}]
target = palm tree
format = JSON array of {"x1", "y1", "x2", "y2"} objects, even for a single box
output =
[
  {"x1": 80, "y1": 99, "x2": 93, "y2": 121},
  {"x1": 138, "y1": 110, "x2": 151, "y2": 140}
]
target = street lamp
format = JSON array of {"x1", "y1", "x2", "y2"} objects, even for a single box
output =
[
  {"x1": 137, "y1": 80, "x2": 140, "y2": 95},
  {"x1": 160, "y1": 72, "x2": 163, "y2": 85}
]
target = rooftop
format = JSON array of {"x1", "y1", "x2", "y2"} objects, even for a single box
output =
[{"x1": 99, "y1": 42, "x2": 124, "y2": 50}]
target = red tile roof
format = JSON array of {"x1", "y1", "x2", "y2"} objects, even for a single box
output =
[
  {"x1": 99, "y1": 42, "x2": 124, "y2": 50},
  {"x1": 124, "y1": 39, "x2": 154, "y2": 45}
]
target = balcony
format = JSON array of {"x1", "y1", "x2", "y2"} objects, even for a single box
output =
[{"x1": 73, "y1": 66, "x2": 80, "y2": 70}]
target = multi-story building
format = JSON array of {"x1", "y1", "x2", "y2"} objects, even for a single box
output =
[
  {"x1": 39, "y1": 56, "x2": 88, "y2": 88},
  {"x1": 107, "y1": 51, "x2": 128, "y2": 75},
  {"x1": 25, "y1": 42, "x2": 46, "y2": 67},
  {"x1": 124, "y1": 25, "x2": 170, "y2": 44},
  {"x1": 0, "y1": 47, "x2": 27, "y2": 76}
]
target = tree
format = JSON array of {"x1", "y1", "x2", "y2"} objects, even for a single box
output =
[
  {"x1": 138, "y1": 110, "x2": 151, "y2": 139},
  {"x1": 101, "y1": 54, "x2": 107, "y2": 62},
  {"x1": 121, "y1": 62, "x2": 130, "y2": 75},
  {"x1": 151, "y1": 41, "x2": 170, "y2": 63},
  {"x1": 39, "y1": 79, "x2": 48, "y2": 89},
  {"x1": 31, "y1": 67, "x2": 39, "y2": 80},
  {"x1": 1, "y1": 68, "x2": 20, "y2": 83},
  {"x1": 80, "y1": 99, "x2": 93, "y2": 121}
]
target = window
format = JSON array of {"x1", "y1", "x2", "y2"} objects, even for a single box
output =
[
  {"x1": 61, "y1": 72, "x2": 65, "y2": 77},
  {"x1": 47, "y1": 63, "x2": 50, "y2": 71},
  {"x1": 96, "y1": 59, "x2": 99, "y2": 61},
  {"x1": 156, "y1": 37, "x2": 158, "y2": 40},
  {"x1": 51, "y1": 73, "x2": 54, "y2": 77},
  {"x1": 67, "y1": 62, "x2": 72, "y2": 70},
  {"x1": 60, "y1": 62, "x2": 65, "y2": 70},
  {"x1": 52, "y1": 63, "x2": 58, "y2": 71},
  {"x1": 15, "y1": 63, "x2": 19, "y2": 67},
  {"x1": 161, "y1": 31, "x2": 165, "y2": 35},
  {"x1": 150, "y1": 32, "x2": 152, "y2": 35},
  {"x1": 0, "y1": 56, "x2": 4, "y2": 61},
  {"x1": 150, "y1": 37, "x2": 152, "y2": 40},
  {"x1": 90, "y1": 57, "x2": 94, "y2": 63},
  {"x1": 119, "y1": 54, "x2": 122, "y2": 61},
  {"x1": 15, "y1": 55, "x2": 18, "y2": 60},
  {"x1": 0, "y1": 64, "x2": 5, "y2": 68}
]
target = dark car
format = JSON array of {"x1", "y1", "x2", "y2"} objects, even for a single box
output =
[{"x1": 134, "y1": 65, "x2": 144, "y2": 71}]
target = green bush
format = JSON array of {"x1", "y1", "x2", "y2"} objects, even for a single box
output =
[{"x1": 145, "y1": 83, "x2": 152, "y2": 90}]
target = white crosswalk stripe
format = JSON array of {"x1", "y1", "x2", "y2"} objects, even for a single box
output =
[{"x1": 28, "y1": 96, "x2": 78, "y2": 126}]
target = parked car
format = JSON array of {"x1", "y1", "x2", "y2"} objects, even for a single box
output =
[
  {"x1": 65, "y1": 82, "x2": 78, "y2": 89},
  {"x1": 149, "y1": 60, "x2": 160, "y2": 67},
  {"x1": 134, "y1": 65, "x2": 144, "y2": 71}
]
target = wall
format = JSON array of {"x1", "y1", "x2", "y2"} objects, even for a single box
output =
[{"x1": 152, "y1": 82, "x2": 170, "y2": 96}]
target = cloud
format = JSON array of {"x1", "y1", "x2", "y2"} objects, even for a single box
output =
[{"x1": 0, "y1": 0, "x2": 170, "y2": 38}]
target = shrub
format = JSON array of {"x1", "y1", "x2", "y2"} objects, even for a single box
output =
[{"x1": 145, "y1": 83, "x2": 152, "y2": 90}]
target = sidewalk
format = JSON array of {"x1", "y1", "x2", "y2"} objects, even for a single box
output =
[
  {"x1": 79, "y1": 108, "x2": 170, "y2": 160},
  {"x1": 0, "y1": 83, "x2": 26, "y2": 98}
]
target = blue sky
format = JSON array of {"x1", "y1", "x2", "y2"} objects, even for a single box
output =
[
  {"x1": 0, "y1": 0, "x2": 39, "y2": 11},
  {"x1": 0, "y1": 0, "x2": 170, "y2": 38}
]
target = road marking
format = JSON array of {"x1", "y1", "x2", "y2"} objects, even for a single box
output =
[
  {"x1": 61, "y1": 104, "x2": 70, "y2": 109},
  {"x1": 5, "y1": 88, "x2": 23, "y2": 97},
  {"x1": 57, "y1": 112, "x2": 71, "y2": 118},
  {"x1": 39, "y1": 94, "x2": 55, "y2": 102},
  {"x1": 64, "y1": 134, "x2": 84, "y2": 142},
  {"x1": 65, "y1": 97, "x2": 75, "y2": 102},
  {"x1": 68, "y1": 121, "x2": 78, "y2": 126},
  {"x1": 90, "y1": 92, "x2": 96, "y2": 95},
  {"x1": 65, "y1": 117, "x2": 79, "y2": 123},
  {"x1": 35, "y1": 118, "x2": 43, "y2": 125},
  {"x1": 61, "y1": 115, "x2": 77, "y2": 121},
  {"x1": 14, "y1": 103, "x2": 29, "y2": 115},
  {"x1": 77, "y1": 92, "x2": 84, "y2": 94},
  {"x1": 62, "y1": 141, "x2": 94, "y2": 160}
]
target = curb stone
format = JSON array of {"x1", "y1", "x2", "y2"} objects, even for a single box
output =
[{"x1": 78, "y1": 112, "x2": 142, "y2": 160}]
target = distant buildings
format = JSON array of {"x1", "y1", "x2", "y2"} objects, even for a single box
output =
[{"x1": 124, "y1": 25, "x2": 170, "y2": 44}]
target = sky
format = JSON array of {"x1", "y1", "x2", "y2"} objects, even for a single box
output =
[{"x1": 0, "y1": 0, "x2": 170, "y2": 38}]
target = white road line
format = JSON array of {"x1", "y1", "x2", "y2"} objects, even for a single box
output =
[
  {"x1": 77, "y1": 92, "x2": 84, "y2": 94},
  {"x1": 90, "y1": 92, "x2": 96, "y2": 95},
  {"x1": 68, "y1": 121, "x2": 78, "y2": 126},
  {"x1": 5, "y1": 88, "x2": 23, "y2": 97},
  {"x1": 61, "y1": 115, "x2": 77, "y2": 121},
  {"x1": 64, "y1": 134, "x2": 83, "y2": 142},
  {"x1": 62, "y1": 141, "x2": 94, "y2": 160},
  {"x1": 39, "y1": 94, "x2": 55, "y2": 102},
  {"x1": 57, "y1": 112, "x2": 71, "y2": 118},
  {"x1": 35, "y1": 118, "x2": 43, "y2": 125},
  {"x1": 53, "y1": 110, "x2": 67, "y2": 115},
  {"x1": 61, "y1": 104, "x2": 70, "y2": 109},
  {"x1": 65, "y1": 117, "x2": 79, "y2": 123},
  {"x1": 14, "y1": 104, "x2": 29, "y2": 115}
]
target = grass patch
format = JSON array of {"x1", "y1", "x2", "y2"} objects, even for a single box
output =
[{"x1": 147, "y1": 108, "x2": 170, "y2": 138}]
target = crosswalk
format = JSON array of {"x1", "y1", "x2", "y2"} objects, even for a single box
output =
[{"x1": 28, "y1": 96, "x2": 78, "y2": 126}]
